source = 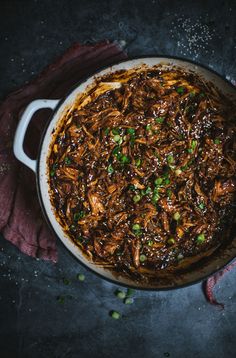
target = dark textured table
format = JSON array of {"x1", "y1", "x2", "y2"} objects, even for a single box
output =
[{"x1": 1, "y1": 1, "x2": 236, "y2": 357}]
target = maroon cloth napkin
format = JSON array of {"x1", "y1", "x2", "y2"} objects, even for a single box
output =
[{"x1": 0, "y1": 41, "x2": 127, "y2": 262}]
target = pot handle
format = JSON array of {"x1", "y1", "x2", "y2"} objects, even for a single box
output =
[{"x1": 13, "y1": 99, "x2": 59, "y2": 172}]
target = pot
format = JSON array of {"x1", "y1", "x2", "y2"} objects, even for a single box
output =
[{"x1": 13, "y1": 57, "x2": 236, "y2": 289}]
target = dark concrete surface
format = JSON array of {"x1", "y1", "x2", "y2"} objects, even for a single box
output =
[{"x1": 0, "y1": 0, "x2": 236, "y2": 357}]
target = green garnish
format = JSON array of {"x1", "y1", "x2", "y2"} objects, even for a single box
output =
[
  {"x1": 64, "y1": 156, "x2": 71, "y2": 165},
  {"x1": 167, "y1": 238, "x2": 175, "y2": 245},
  {"x1": 167, "y1": 189, "x2": 172, "y2": 199},
  {"x1": 155, "y1": 177, "x2": 163, "y2": 186},
  {"x1": 112, "y1": 128, "x2": 120, "y2": 135},
  {"x1": 199, "y1": 92, "x2": 205, "y2": 98},
  {"x1": 141, "y1": 186, "x2": 152, "y2": 196},
  {"x1": 155, "y1": 117, "x2": 165, "y2": 124},
  {"x1": 148, "y1": 240, "x2": 154, "y2": 246},
  {"x1": 214, "y1": 138, "x2": 221, "y2": 144},
  {"x1": 112, "y1": 146, "x2": 120, "y2": 156},
  {"x1": 50, "y1": 169, "x2": 55, "y2": 177},
  {"x1": 124, "y1": 297, "x2": 134, "y2": 305},
  {"x1": 120, "y1": 155, "x2": 130, "y2": 164},
  {"x1": 135, "y1": 158, "x2": 141, "y2": 167},
  {"x1": 140, "y1": 254, "x2": 147, "y2": 262},
  {"x1": 127, "y1": 288, "x2": 135, "y2": 297},
  {"x1": 196, "y1": 233, "x2": 205, "y2": 244},
  {"x1": 167, "y1": 155, "x2": 174, "y2": 164},
  {"x1": 132, "y1": 224, "x2": 141, "y2": 231},
  {"x1": 116, "y1": 290, "x2": 126, "y2": 299},
  {"x1": 198, "y1": 203, "x2": 205, "y2": 210},
  {"x1": 110, "y1": 310, "x2": 121, "y2": 319},
  {"x1": 113, "y1": 134, "x2": 122, "y2": 144},
  {"x1": 176, "y1": 86, "x2": 184, "y2": 94},
  {"x1": 63, "y1": 278, "x2": 71, "y2": 285},
  {"x1": 104, "y1": 128, "x2": 110, "y2": 135},
  {"x1": 188, "y1": 148, "x2": 193, "y2": 154},
  {"x1": 76, "y1": 273, "x2": 85, "y2": 281},
  {"x1": 108, "y1": 164, "x2": 114, "y2": 174},
  {"x1": 152, "y1": 192, "x2": 160, "y2": 204},
  {"x1": 146, "y1": 124, "x2": 152, "y2": 131},
  {"x1": 74, "y1": 211, "x2": 85, "y2": 221},
  {"x1": 189, "y1": 91, "x2": 196, "y2": 97},
  {"x1": 163, "y1": 178, "x2": 170, "y2": 185},
  {"x1": 129, "y1": 184, "x2": 136, "y2": 191},
  {"x1": 57, "y1": 295, "x2": 65, "y2": 304},
  {"x1": 133, "y1": 194, "x2": 141, "y2": 203},
  {"x1": 173, "y1": 212, "x2": 181, "y2": 221},
  {"x1": 191, "y1": 140, "x2": 198, "y2": 150},
  {"x1": 127, "y1": 128, "x2": 136, "y2": 135}
]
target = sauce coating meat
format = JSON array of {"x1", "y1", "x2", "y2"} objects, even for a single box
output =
[{"x1": 48, "y1": 65, "x2": 236, "y2": 281}]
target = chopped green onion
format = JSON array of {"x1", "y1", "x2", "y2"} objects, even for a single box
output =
[
  {"x1": 57, "y1": 295, "x2": 65, "y2": 304},
  {"x1": 127, "y1": 288, "x2": 135, "y2": 297},
  {"x1": 127, "y1": 128, "x2": 135, "y2": 135},
  {"x1": 167, "y1": 189, "x2": 172, "y2": 199},
  {"x1": 163, "y1": 178, "x2": 170, "y2": 185},
  {"x1": 107, "y1": 164, "x2": 114, "y2": 174},
  {"x1": 115, "y1": 290, "x2": 126, "y2": 299},
  {"x1": 155, "y1": 177, "x2": 163, "y2": 186},
  {"x1": 64, "y1": 157, "x2": 71, "y2": 165},
  {"x1": 124, "y1": 297, "x2": 134, "y2": 305},
  {"x1": 132, "y1": 224, "x2": 141, "y2": 231},
  {"x1": 120, "y1": 155, "x2": 130, "y2": 164},
  {"x1": 140, "y1": 254, "x2": 147, "y2": 262},
  {"x1": 148, "y1": 240, "x2": 154, "y2": 246},
  {"x1": 145, "y1": 186, "x2": 152, "y2": 194},
  {"x1": 50, "y1": 169, "x2": 55, "y2": 177},
  {"x1": 104, "y1": 128, "x2": 110, "y2": 135},
  {"x1": 191, "y1": 140, "x2": 198, "y2": 150},
  {"x1": 129, "y1": 184, "x2": 136, "y2": 191},
  {"x1": 189, "y1": 91, "x2": 196, "y2": 98},
  {"x1": 199, "y1": 92, "x2": 205, "y2": 98},
  {"x1": 133, "y1": 194, "x2": 141, "y2": 203},
  {"x1": 214, "y1": 138, "x2": 221, "y2": 144},
  {"x1": 63, "y1": 278, "x2": 71, "y2": 285},
  {"x1": 173, "y1": 212, "x2": 181, "y2": 221},
  {"x1": 113, "y1": 134, "x2": 122, "y2": 144},
  {"x1": 112, "y1": 146, "x2": 120, "y2": 156},
  {"x1": 76, "y1": 273, "x2": 85, "y2": 281},
  {"x1": 146, "y1": 124, "x2": 152, "y2": 131},
  {"x1": 176, "y1": 86, "x2": 185, "y2": 94},
  {"x1": 74, "y1": 211, "x2": 85, "y2": 221},
  {"x1": 188, "y1": 148, "x2": 193, "y2": 154},
  {"x1": 198, "y1": 203, "x2": 205, "y2": 210},
  {"x1": 167, "y1": 238, "x2": 175, "y2": 245},
  {"x1": 110, "y1": 310, "x2": 121, "y2": 319},
  {"x1": 135, "y1": 158, "x2": 141, "y2": 167},
  {"x1": 155, "y1": 116, "x2": 165, "y2": 124},
  {"x1": 196, "y1": 233, "x2": 205, "y2": 244},
  {"x1": 175, "y1": 168, "x2": 182, "y2": 176},
  {"x1": 152, "y1": 192, "x2": 160, "y2": 204},
  {"x1": 112, "y1": 128, "x2": 120, "y2": 135},
  {"x1": 167, "y1": 155, "x2": 174, "y2": 164}
]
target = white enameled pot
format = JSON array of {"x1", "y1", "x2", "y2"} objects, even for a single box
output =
[{"x1": 13, "y1": 57, "x2": 236, "y2": 289}]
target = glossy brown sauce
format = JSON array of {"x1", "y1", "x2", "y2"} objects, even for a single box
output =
[{"x1": 48, "y1": 65, "x2": 236, "y2": 282}]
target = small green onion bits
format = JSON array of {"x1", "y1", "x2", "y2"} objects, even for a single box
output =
[
  {"x1": 191, "y1": 139, "x2": 198, "y2": 150},
  {"x1": 120, "y1": 154, "x2": 130, "y2": 164},
  {"x1": 74, "y1": 211, "x2": 85, "y2": 221},
  {"x1": 167, "y1": 238, "x2": 175, "y2": 245},
  {"x1": 124, "y1": 297, "x2": 134, "y2": 305},
  {"x1": 112, "y1": 128, "x2": 120, "y2": 135},
  {"x1": 167, "y1": 154, "x2": 174, "y2": 164},
  {"x1": 127, "y1": 128, "x2": 135, "y2": 135},
  {"x1": 214, "y1": 138, "x2": 221, "y2": 145},
  {"x1": 146, "y1": 123, "x2": 152, "y2": 131},
  {"x1": 148, "y1": 240, "x2": 154, "y2": 246},
  {"x1": 176, "y1": 86, "x2": 185, "y2": 94},
  {"x1": 64, "y1": 156, "x2": 71, "y2": 165},
  {"x1": 155, "y1": 177, "x2": 163, "y2": 186},
  {"x1": 155, "y1": 116, "x2": 165, "y2": 124},
  {"x1": 116, "y1": 290, "x2": 126, "y2": 299},
  {"x1": 77, "y1": 273, "x2": 85, "y2": 281},
  {"x1": 140, "y1": 254, "x2": 147, "y2": 262},
  {"x1": 111, "y1": 310, "x2": 121, "y2": 320},
  {"x1": 135, "y1": 158, "x2": 141, "y2": 167},
  {"x1": 132, "y1": 223, "x2": 141, "y2": 231},
  {"x1": 107, "y1": 164, "x2": 114, "y2": 174},
  {"x1": 198, "y1": 202, "x2": 205, "y2": 210},
  {"x1": 104, "y1": 127, "x2": 110, "y2": 135},
  {"x1": 173, "y1": 212, "x2": 181, "y2": 221},
  {"x1": 196, "y1": 233, "x2": 205, "y2": 244},
  {"x1": 113, "y1": 134, "x2": 122, "y2": 144},
  {"x1": 133, "y1": 194, "x2": 141, "y2": 203}
]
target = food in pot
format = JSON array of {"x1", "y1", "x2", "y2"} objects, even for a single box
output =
[{"x1": 48, "y1": 65, "x2": 236, "y2": 282}]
